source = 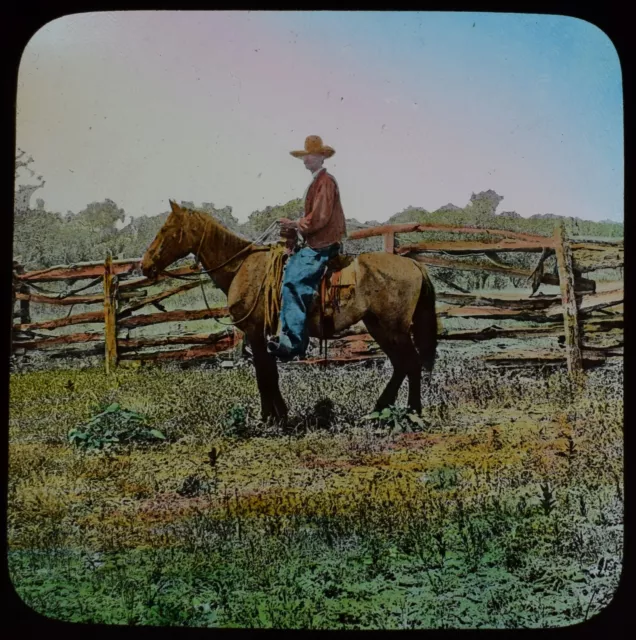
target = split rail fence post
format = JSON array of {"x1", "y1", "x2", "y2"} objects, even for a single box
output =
[
  {"x1": 11, "y1": 263, "x2": 29, "y2": 356},
  {"x1": 103, "y1": 253, "x2": 119, "y2": 373},
  {"x1": 232, "y1": 327, "x2": 245, "y2": 363},
  {"x1": 553, "y1": 221, "x2": 583, "y2": 377},
  {"x1": 14, "y1": 264, "x2": 31, "y2": 326},
  {"x1": 383, "y1": 231, "x2": 395, "y2": 253}
]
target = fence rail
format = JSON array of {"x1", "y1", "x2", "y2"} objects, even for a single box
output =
[
  {"x1": 11, "y1": 220, "x2": 623, "y2": 376},
  {"x1": 346, "y1": 221, "x2": 623, "y2": 374},
  {"x1": 11, "y1": 255, "x2": 240, "y2": 366}
]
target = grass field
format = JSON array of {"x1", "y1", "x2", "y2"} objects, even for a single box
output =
[{"x1": 7, "y1": 346, "x2": 623, "y2": 629}]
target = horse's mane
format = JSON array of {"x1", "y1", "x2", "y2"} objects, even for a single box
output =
[
  {"x1": 178, "y1": 205, "x2": 283, "y2": 333},
  {"x1": 179, "y1": 206, "x2": 252, "y2": 245}
]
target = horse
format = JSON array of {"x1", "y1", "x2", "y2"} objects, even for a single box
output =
[{"x1": 140, "y1": 201, "x2": 438, "y2": 422}]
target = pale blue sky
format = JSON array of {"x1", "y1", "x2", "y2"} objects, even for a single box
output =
[{"x1": 16, "y1": 11, "x2": 623, "y2": 223}]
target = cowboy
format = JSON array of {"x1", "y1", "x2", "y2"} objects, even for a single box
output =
[{"x1": 267, "y1": 135, "x2": 347, "y2": 360}]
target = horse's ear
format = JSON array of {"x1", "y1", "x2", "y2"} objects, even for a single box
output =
[{"x1": 169, "y1": 200, "x2": 181, "y2": 214}]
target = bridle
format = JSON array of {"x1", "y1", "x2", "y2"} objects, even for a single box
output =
[
  {"x1": 158, "y1": 220, "x2": 264, "y2": 281},
  {"x1": 150, "y1": 217, "x2": 283, "y2": 328},
  {"x1": 157, "y1": 217, "x2": 279, "y2": 282}
]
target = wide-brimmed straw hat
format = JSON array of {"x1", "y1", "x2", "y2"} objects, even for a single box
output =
[{"x1": 290, "y1": 135, "x2": 335, "y2": 159}]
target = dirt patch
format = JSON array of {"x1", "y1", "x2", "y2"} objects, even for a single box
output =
[
  {"x1": 300, "y1": 456, "x2": 357, "y2": 470},
  {"x1": 389, "y1": 433, "x2": 446, "y2": 449}
]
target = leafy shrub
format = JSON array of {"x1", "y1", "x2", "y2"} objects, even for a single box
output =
[
  {"x1": 363, "y1": 405, "x2": 425, "y2": 434},
  {"x1": 223, "y1": 404, "x2": 250, "y2": 438},
  {"x1": 177, "y1": 474, "x2": 218, "y2": 497},
  {"x1": 68, "y1": 403, "x2": 165, "y2": 451}
]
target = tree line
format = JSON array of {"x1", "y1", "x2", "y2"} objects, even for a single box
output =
[{"x1": 13, "y1": 151, "x2": 623, "y2": 273}]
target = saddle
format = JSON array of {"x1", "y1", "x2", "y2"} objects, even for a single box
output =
[
  {"x1": 269, "y1": 240, "x2": 356, "y2": 343},
  {"x1": 318, "y1": 253, "x2": 356, "y2": 338}
]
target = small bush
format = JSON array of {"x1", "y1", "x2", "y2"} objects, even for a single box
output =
[
  {"x1": 223, "y1": 404, "x2": 250, "y2": 438},
  {"x1": 177, "y1": 474, "x2": 218, "y2": 498},
  {"x1": 363, "y1": 405, "x2": 425, "y2": 434},
  {"x1": 68, "y1": 403, "x2": 165, "y2": 451}
]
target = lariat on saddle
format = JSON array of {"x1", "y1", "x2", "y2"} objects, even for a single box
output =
[
  {"x1": 263, "y1": 244, "x2": 287, "y2": 337},
  {"x1": 207, "y1": 241, "x2": 286, "y2": 331},
  {"x1": 172, "y1": 218, "x2": 287, "y2": 330}
]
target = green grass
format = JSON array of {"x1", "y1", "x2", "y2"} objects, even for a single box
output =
[{"x1": 8, "y1": 355, "x2": 623, "y2": 628}]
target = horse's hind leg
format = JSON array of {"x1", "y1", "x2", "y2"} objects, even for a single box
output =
[
  {"x1": 375, "y1": 361, "x2": 407, "y2": 411},
  {"x1": 406, "y1": 365, "x2": 422, "y2": 414},
  {"x1": 363, "y1": 314, "x2": 419, "y2": 412}
]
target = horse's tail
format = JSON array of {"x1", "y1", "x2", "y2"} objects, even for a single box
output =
[{"x1": 410, "y1": 260, "x2": 439, "y2": 373}]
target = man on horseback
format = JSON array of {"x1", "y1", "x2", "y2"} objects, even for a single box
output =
[{"x1": 267, "y1": 135, "x2": 347, "y2": 360}]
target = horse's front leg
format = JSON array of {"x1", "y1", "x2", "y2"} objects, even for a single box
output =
[{"x1": 249, "y1": 334, "x2": 288, "y2": 423}]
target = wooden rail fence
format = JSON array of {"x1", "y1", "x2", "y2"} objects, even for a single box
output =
[
  {"x1": 345, "y1": 220, "x2": 623, "y2": 374},
  {"x1": 11, "y1": 220, "x2": 623, "y2": 377},
  {"x1": 11, "y1": 255, "x2": 240, "y2": 367}
]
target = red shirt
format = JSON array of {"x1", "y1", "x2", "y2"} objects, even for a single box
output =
[{"x1": 297, "y1": 169, "x2": 346, "y2": 249}]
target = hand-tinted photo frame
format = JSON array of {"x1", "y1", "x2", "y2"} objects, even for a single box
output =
[{"x1": 8, "y1": 9, "x2": 624, "y2": 630}]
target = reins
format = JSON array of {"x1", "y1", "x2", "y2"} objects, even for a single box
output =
[
  {"x1": 161, "y1": 219, "x2": 280, "y2": 282},
  {"x1": 157, "y1": 217, "x2": 283, "y2": 329}
]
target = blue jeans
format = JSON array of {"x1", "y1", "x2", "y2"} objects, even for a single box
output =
[{"x1": 277, "y1": 244, "x2": 341, "y2": 356}]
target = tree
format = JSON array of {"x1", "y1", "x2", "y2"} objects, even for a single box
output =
[
  {"x1": 71, "y1": 199, "x2": 125, "y2": 237},
  {"x1": 243, "y1": 199, "x2": 304, "y2": 238},
  {"x1": 63, "y1": 199, "x2": 127, "y2": 260},
  {"x1": 14, "y1": 148, "x2": 45, "y2": 213},
  {"x1": 199, "y1": 202, "x2": 242, "y2": 235},
  {"x1": 116, "y1": 211, "x2": 170, "y2": 261},
  {"x1": 465, "y1": 189, "x2": 504, "y2": 227},
  {"x1": 388, "y1": 206, "x2": 430, "y2": 224},
  {"x1": 13, "y1": 209, "x2": 64, "y2": 268}
]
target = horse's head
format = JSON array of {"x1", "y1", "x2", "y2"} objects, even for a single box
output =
[{"x1": 141, "y1": 200, "x2": 193, "y2": 279}]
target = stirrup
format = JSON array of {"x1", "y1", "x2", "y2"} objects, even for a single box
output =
[
  {"x1": 266, "y1": 337, "x2": 281, "y2": 354},
  {"x1": 267, "y1": 339, "x2": 304, "y2": 361}
]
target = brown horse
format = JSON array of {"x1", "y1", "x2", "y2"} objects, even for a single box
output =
[{"x1": 141, "y1": 201, "x2": 438, "y2": 422}]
